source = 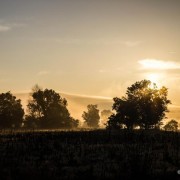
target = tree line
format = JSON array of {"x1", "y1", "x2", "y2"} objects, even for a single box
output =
[
  {"x1": 0, "y1": 84, "x2": 105, "y2": 129},
  {"x1": 0, "y1": 80, "x2": 179, "y2": 130}
]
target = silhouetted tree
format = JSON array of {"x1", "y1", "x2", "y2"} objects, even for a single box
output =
[
  {"x1": 25, "y1": 86, "x2": 79, "y2": 129},
  {"x1": 106, "y1": 80, "x2": 171, "y2": 130},
  {"x1": 23, "y1": 115, "x2": 38, "y2": 129},
  {"x1": 163, "y1": 119, "x2": 178, "y2": 131},
  {"x1": 106, "y1": 113, "x2": 123, "y2": 130},
  {"x1": 69, "y1": 117, "x2": 79, "y2": 128},
  {"x1": 101, "y1": 109, "x2": 112, "y2": 127},
  {"x1": 0, "y1": 92, "x2": 24, "y2": 128},
  {"x1": 82, "y1": 104, "x2": 100, "y2": 128},
  {"x1": 111, "y1": 97, "x2": 139, "y2": 130}
]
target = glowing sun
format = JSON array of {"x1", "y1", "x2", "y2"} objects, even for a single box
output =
[
  {"x1": 145, "y1": 73, "x2": 166, "y2": 87},
  {"x1": 146, "y1": 73, "x2": 159, "y2": 83}
]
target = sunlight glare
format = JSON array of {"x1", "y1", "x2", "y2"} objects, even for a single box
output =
[{"x1": 145, "y1": 73, "x2": 162, "y2": 86}]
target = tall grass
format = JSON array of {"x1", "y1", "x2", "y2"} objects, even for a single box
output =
[{"x1": 0, "y1": 129, "x2": 179, "y2": 179}]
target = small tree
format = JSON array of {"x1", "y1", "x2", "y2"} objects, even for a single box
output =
[
  {"x1": 82, "y1": 104, "x2": 100, "y2": 128},
  {"x1": 69, "y1": 117, "x2": 79, "y2": 129},
  {"x1": 101, "y1": 109, "x2": 112, "y2": 127},
  {"x1": 163, "y1": 119, "x2": 179, "y2": 131},
  {"x1": 25, "y1": 86, "x2": 79, "y2": 129},
  {"x1": 0, "y1": 92, "x2": 24, "y2": 128}
]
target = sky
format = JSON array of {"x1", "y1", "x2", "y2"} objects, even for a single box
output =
[{"x1": 0, "y1": 0, "x2": 180, "y2": 120}]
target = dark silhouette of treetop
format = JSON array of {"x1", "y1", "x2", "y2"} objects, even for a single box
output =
[
  {"x1": 0, "y1": 92, "x2": 24, "y2": 128},
  {"x1": 163, "y1": 119, "x2": 179, "y2": 131},
  {"x1": 106, "y1": 80, "x2": 171, "y2": 130},
  {"x1": 25, "y1": 85, "x2": 79, "y2": 129},
  {"x1": 82, "y1": 104, "x2": 100, "y2": 128}
]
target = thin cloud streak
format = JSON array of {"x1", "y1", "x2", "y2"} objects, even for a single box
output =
[
  {"x1": 55, "y1": 38, "x2": 142, "y2": 47},
  {"x1": 121, "y1": 41, "x2": 142, "y2": 47},
  {"x1": 60, "y1": 92, "x2": 112, "y2": 100},
  {"x1": 37, "y1": 71, "x2": 50, "y2": 76},
  {"x1": 0, "y1": 22, "x2": 26, "y2": 32},
  {"x1": 0, "y1": 25, "x2": 11, "y2": 32},
  {"x1": 139, "y1": 59, "x2": 180, "y2": 70}
]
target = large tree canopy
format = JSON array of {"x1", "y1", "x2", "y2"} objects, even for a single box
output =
[
  {"x1": 25, "y1": 86, "x2": 79, "y2": 129},
  {"x1": 82, "y1": 104, "x2": 100, "y2": 128},
  {"x1": 107, "y1": 80, "x2": 171, "y2": 130},
  {"x1": 0, "y1": 92, "x2": 24, "y2": 128}
]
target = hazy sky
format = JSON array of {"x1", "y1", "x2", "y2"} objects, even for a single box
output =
[{"x1": 0, "y1": 0, "x2": 180, "y2": 106}]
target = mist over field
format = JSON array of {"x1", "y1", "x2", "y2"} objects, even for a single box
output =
[
  {"x1": 15, "y1": 92, "x2": 180, "y2": 125},
  {"x1": 15, "y1": 93, "x2": 112, "y2": 124}
]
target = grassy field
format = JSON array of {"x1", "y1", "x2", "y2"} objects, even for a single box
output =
[{"x1": 0, "y1": 129, "x2": 180, "y2": 180}]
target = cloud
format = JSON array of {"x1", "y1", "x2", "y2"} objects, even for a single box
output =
[
  {"x1": 55, "y1": 38, "x2": 115, "y2": 45},
  {"x1": 122, "y1": 41, "x2": 142, "y2": 47},
  {"x1": 0, "y1": 22, "x2": 26, "y2": 32},
  {"x1": 138, "y1": 59, "x2": 180, "y2": 70},
  {"x1": 61, "y1": 92, "x2": 112, "y2": 100},
  {"x1": 0, "y1": 25, "x2": 11, "y2": 32},
  {"x1": 99, "y1": 69, "x2": 106, "y2": 73},
  {"x1": 37, "y1": 71, "x2": 50, "y2": 76},
  {"x1": 55, "y1": 38, "x2": 142, "y2": 47},
  {"x1": 168, "y1": 51, "x2": 176, "y2": 54}
]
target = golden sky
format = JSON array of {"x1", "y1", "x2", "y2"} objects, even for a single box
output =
[{"x1": 0, "y1": 0, "x2": 180, "y2": 120}]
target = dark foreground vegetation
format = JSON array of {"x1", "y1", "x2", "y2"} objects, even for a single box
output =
[{"x1": 0, "y1": 129, "x2": 180, "y2": 180}]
